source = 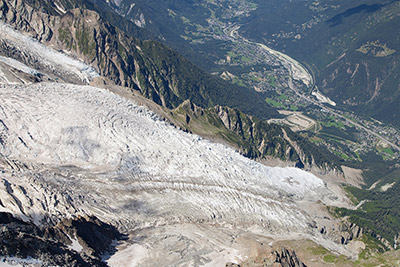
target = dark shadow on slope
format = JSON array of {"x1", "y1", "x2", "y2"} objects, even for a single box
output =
[
  {"x1": 0, "y1": 212, "x2": 125, "y2": 266},
  {"x1": 326, "y1": 3, "x2": 385, "y2": 27}
]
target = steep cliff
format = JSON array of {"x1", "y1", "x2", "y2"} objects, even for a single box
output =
[
  {"x1": 0, "y1": 212, "x2": 121, "y2": 266},
  {"x1": 0, "y1": 0, "x2": 278, "y2": 119},
  {"x1": 0, "y1": 0, "x2": 345, "y2": 172},
  {"x1": 170, "y1": 100, "x2": 342, "y2": 170},
  {"x1": 226, "y1": 247, "x2": 307, "y2": 267}
]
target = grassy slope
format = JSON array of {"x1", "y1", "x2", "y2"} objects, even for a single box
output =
[{"x1": 169, "y1": 100, "x2": 342, "y2": 169}]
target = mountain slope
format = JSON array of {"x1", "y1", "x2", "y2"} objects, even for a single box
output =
[
  {"x1": 90, "y1": 0, "x2": 400, "y2": 166},
  {"x1": 169, "y1": 100, "x2": 341, "y2": 170},
  {"x1": 0, "y1": 80, "x2": 353, "y2": 264},
  {"x1": 0, "y1": 2, "x2": 383, "y2": 265},
  {"x1": 240, "y1": 0, "x2": 400, "y2": 127},
  {"x1": 0, "y1": 0, "x2": 278, "y2": 119},
  {"x1": 0, "y1": 0, "x2": 348, "y2": 173}
]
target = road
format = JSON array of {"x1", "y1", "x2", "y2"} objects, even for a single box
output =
[{"x1": 222, "y1": 24, "x2": 400, "y2": 151}]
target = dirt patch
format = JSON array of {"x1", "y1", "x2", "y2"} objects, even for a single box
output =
[
  {"x1": 342, "y1": 166, "x2": 364, "y2": 188},
  {"x1": 268, "y1": 111, "x2": 317, "y2": 132}
]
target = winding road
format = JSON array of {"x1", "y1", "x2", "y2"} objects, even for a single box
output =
[{"x1": 222, "y1": 24, "x2": 400, "y2": 151}]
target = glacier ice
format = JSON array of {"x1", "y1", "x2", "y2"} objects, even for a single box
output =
[
  {"x1": 0, "y1": 21, "x2": 99, "y2": 84},
  {"x1": 0, "y1": 82, "x2": 343, "y2": 231},
  {"x1": 0, "y1": 17, "x2": 354, "y2": 266}
]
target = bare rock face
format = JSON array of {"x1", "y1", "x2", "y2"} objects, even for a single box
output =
[
  {"x1": 274, "y1": 248, "x2": 307, "y2": 267},
  {"x1": 56, "y1": 215, "x2": 123, "y2": 258},
  {"x1": 0, "y1": 0, "x2": 54, "y2": 41},
  {"x1": 319, "y1": 221, "x2": 364, "y2": 246},
  {"x1": 0, "y1": 212, "x2": 122, "y2": 266},
  {"x1": 0, "y1": 0, "x2": 342, "y2": 175},
  {"x1": 226, "y1": 247, "x2": 307, "y2": 267}
]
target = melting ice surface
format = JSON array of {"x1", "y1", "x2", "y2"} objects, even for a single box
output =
[
  {"x1": 0, "y1": 82, "x2": 342, "y2": 231},
  {"x1": 0, "y1": 81, "x2": 353, "y2": 265},
  {"x1": 0, "y1": 16, "x2": 352, "y2": 266}
]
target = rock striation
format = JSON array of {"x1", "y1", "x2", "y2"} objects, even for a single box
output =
[
  {"x1": 0, "y1": 212, "x2": 122, "y2": 266},
  {"x1": 226, "y1": 247, "x2": 307, "y2": 267}
]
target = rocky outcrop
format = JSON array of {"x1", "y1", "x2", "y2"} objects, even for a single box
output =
[
  {"x1": 0, "y1": 0, "x2": 54, "y2": 41},
  {"x1": 214, "y1": 105, "x2": 299, "y2": 161},
  {"x1": 173, "y1": 100, "x2": 299, "y2": 161},
  {"x1": 171, "y1": 100, "x2": 342, "y2": 170},
  {"x1": 56, "y1": 215, "x2": 122, "y2": 258},
  {"x1": 0, "y1": 0, "x2": 343, "y2": 173},
  {"x1": 274, "y1": 248, "x2": 307, "y2": 267},
  {"x1": 394, "y1": 234, "x2": 400, "y2": 249},
  {"x1": 338, "y1": 223, "x2": 363, "y2": 245},
  {"x1": 226, "y1": 247, "x2": 307, "y2": 267},
  {"x1": 0, "y1": 212, "x2": 122, "y2": 266},
  {"x1": 0, "y1": 0, "x2": 277, "y2": 120}
]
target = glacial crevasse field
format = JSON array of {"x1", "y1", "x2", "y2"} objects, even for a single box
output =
[{"x1": 0, "y1": 18, "x2": 352, "y2": 266}]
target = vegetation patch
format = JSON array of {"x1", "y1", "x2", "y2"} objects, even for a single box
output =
[
  {"x1": 343, "y1": 186, "x2": 360, "y2": 205},
  {"x1": 267, "y1": 75, "x2": 277, "y2": 87},
  {"x1": 310, "y1": 246, "x2": 329, "y2": 255},
  {"x1": 332, "y1": 150, "x2": 350, "y2": 160},
  {"x1": 381, "y1": 147, "x2": 395, "y2": 157},
  {"x1": 58, "y1": 27, "x2": 74, "y2": 49},
  {"x1": 319, "y1": 115, "x2": 345, "y2": 129},
  {"x1": 265, "y1": 97, "x2": 285, "y2": 109},
  {"x1": 75, "y1": 27, "x2": 96, "y2": 58},
  {"x1": 356, "y1": 41, "x2": 396, "y2": 57},
  {"x1": 336, "y1": 180, "x2": 400, "y2": 249},
  {"x1": 309, "y1": 136, "x2": 323, "y2": 144},
  {"x1": 323, "y1": 254, "x2": 337, "y2": 263},
  {"x1": 277, "y1": 94, "x2": 288, "y2": 100}
]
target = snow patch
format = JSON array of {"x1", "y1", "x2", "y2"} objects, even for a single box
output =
[
  {"x1": 0, "y1": 261, "x2": 22, "y2": 267},
  {"x1": 113, "y1": 0, "x2": 123, "y2": 7},
  {"x1": 0, "y1": 257, "x2": 42, "y2": 267},
  {"x1": 134, "y1": 13, "x2": 146, "y2": 28},
  {"x1": 107, "y1": 244, "x2": 149, "y2": 267},
  {"x1": 68, "y1": 235, "x2": 83, "y2": 253},
  {"x1": 127, "y1": 3, "x2": 136, "y2": 15},
  {"x1": 54, "y1": 2, "x2": 67, "y2": 14},
  {"x1": 368, "y1": 180, "x2": 380, "y2": 190}
]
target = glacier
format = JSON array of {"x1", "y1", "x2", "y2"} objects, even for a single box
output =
[
  {"x1": 0, "y1": 19, "x2": 353, "y2": 265},
  {"x1": 0, "y1": 21, "x2": 99, "y2": 84},
  {"x1": 0, "y1": 81, "x2": 351, "y2": 265}
]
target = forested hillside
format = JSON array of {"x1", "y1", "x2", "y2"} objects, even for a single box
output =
[
  {"x1": 241, "y1": 0, "x2": 400, "y2": 127},
  {"x1": 0, "y1": 0, "x2": 278, "y2": 119}
]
